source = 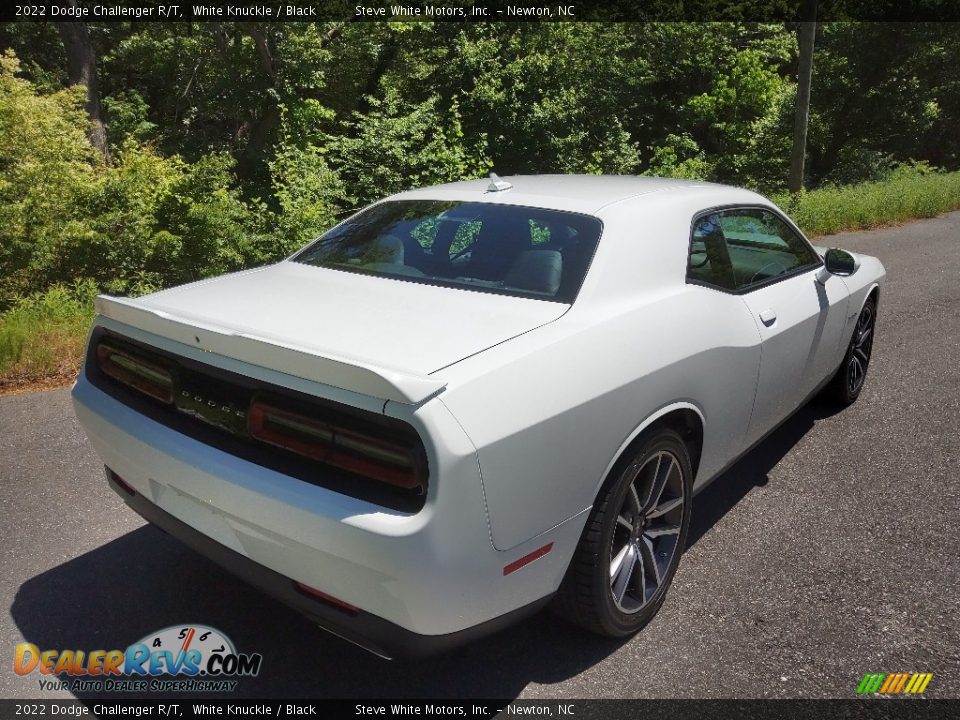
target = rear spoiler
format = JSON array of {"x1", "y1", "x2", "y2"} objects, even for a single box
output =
[{"x1": 94, "y1": 295, "x2": 447, "y2": 405}]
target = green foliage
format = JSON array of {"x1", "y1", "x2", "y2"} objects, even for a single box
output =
[
  {"x1": 552, "y1": 23, "x2": 791, "y2": 187},
  {"x1": 270, "y1": 137, "x2": 346, "y2": 249},
  {"x1": 0, "y1": 51, "x2": 99, "y2": 302},
  {"x1": 775, "y1": 164, "x2": 960, "y2": 237},
  {"x1": 102, "y1": 90, "x2": 156, "y2": 146},
  {"x1": 809, "y1": 23, "x2": 960, "y2": 185},
  {"x1": 0, "y1": 280, "x2": 97, "y2": 388},
  {"x1": 822, "y1": 147, "x2": 896, "y2": 186},
  {"x1": 435, "y1": 24, "x2": 644, "y2": 174},
  {"x1": 327, "y1": 92, "x2": 490, "y2": 207},
  {"x1": 645, "y1": 133, "x2": 712, "y2": 179},
  {"x1": 0, "y1": 55, "x2": 287, "y2": 306}
]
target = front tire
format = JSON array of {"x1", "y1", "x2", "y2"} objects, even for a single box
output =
[
  {"x1": 824, "y1": 297, "x2": 876, "y2": 406},
  {"x1": 553, "y1": 428, "x2": 693, "y2": 637}
]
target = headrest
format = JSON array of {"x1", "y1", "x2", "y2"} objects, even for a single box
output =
[
  {"x1": 373, "y1": 234, "x2": 405, "y2": 264},
  {"x1": 502, "y1": 249, "x2": 563, "y2": 295}
]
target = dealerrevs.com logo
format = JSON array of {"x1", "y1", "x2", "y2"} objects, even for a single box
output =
[{"x1": 14, "y1": 624, "x2": 262, "y2": 693}]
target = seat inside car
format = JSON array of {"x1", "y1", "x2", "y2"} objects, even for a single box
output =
[
  {"x1": 502, "y1": 249, "x2": 563, "y2": 296},
  {"x1": 373, "y1": 234, "x2": 404, "y2": 264},
  {"x1": 692, "y1": 218, "x2": 736, "y2": 289},
  {"x1": 466, "y1": 214, "x2": 533, "y2": 280}
]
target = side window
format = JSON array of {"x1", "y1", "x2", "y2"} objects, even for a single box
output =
[
  {"x1": 687, "y1": 213, "x2": 737, "y2": 290},
  {"x1": 688, "y1": 208, "x2": 819, "y2": 291}
]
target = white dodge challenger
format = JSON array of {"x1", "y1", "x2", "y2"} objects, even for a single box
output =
[{"x1": 72, "y1": 175, "x2": 884, "y2": 658}]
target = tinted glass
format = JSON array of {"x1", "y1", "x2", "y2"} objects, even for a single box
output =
[
  {"x1": 688, "y1": 208, "x2": 819, "y2": 291},
  {"x1": 294, "y1": 200, "x2": 603, "y2": 303}
]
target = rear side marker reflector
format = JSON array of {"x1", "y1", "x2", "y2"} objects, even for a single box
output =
[
  {"x1": 503, "y1": 542, "x2": 554, "y2": 576},
  {"x1": 106, "y1": 468, "x2": 136, "y2": 496},
  {"x1": 293, "y1": 581, "x2": 359, "y2": 615}
]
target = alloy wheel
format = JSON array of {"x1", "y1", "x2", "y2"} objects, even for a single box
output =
[
  {"x1": 609, "y1": 451, "x2": 685, "y2": 613},
  {"x1": 847, "y1": 304, "x2": 875, "y2": 395}
]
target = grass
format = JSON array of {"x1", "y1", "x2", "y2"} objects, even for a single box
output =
[
  {"x1": 774, "y1": 164, "x2": 960, "y2": 237},
  {"x1": 0, "y1": 281, "x2": 97, "y2": 394},
  {"x1": 2, "y1": 165, "x2": 960, "y2": 392}
]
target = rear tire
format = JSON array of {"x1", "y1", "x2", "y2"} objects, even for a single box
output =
[
  {"x1": 553, "y1": 428, "x2": 692, "y2": 637},
  {"x1": 823, "y1": 297, "x2": 876, "y2": 406}
]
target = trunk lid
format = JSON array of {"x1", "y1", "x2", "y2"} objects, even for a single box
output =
[{"x1": 95, "y1": 261, "x2": 567, "y2": 404}]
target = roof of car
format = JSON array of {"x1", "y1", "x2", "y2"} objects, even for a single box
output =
[{"x1": 389, "y1": 174, "x2": 763, "y2": 215}]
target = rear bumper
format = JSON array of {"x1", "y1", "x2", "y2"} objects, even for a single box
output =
[{"x1": 106, "y1": 469, "x2": 551, "y2": 659}]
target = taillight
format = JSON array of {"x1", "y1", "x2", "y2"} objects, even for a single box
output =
[
  {"x1": 248, "y1": 400, "x2": 421, "y2": 490},
  {"x1": 96, "y1": 342, "x2": 174, "y2": 404},
  {"x1": 247, "y1": 401, "x2": 333, "y2": 461}
]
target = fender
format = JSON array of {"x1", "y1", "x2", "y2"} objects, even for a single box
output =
[
  {"x1": 843, "y1": 279, "x2": 882, "y2": 332},
  {"x1": 593, "y1": 401, "x2": 706, "y2": 498},
  {"x1": 862, "y1": 281, "x2": 881, "y2": 309}
]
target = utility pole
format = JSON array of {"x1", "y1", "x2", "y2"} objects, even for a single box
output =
[{"x1": 788, "y1": 0, "x2": 817, "y2": 193}]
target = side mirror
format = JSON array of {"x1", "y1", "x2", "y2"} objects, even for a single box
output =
[{"x1": 823, "y1": 248, "x2": 859, "y2": 277}]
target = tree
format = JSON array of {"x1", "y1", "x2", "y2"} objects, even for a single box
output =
[{"x1": 55, "y1": 0, "x2": 108, "y2": 161}]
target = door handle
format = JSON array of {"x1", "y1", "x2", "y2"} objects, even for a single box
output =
[{"x1": 759, "y1": 308, "x2": 777, "y2": 326}]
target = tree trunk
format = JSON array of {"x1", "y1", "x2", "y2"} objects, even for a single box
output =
[
  {"x1": 238, "y1": 23, "x2": 280, "y2": 178},
  {"x1": 237, "y1": 21, "x2": 350, "y2": 177},
  {"x1": 356, "y1": 40, "x2": 401, "y2": 116},
  {"x1": 56, "y1": 3, "x2": 109, "y2": 162},
  {"x1": 788, "y1": 1, "x2": 817, "y2": 193}
]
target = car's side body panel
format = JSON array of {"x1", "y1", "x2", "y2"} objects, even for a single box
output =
[
  {"x1": 438, "y1": 191, "x2": 768, "y2": 551},
  {"x1": 439, "y1": 289, "x2": 763, "y2": 551},
  {"x1": 434, "y1": 187, "x2": 885, "y2": 553},
  {"x1": 840, "y1": 253, "x2": 885, "y2": 316},
  {"x1": 810, "y1": 247, "x2": 885, "y2": 374},
  {"x1": 739, "y1": 268, "x2": 850, "y2": 445}
]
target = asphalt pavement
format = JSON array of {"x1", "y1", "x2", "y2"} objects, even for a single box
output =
[{"x1": 1, "y1": 212, "x2": 958, "y2": 700}]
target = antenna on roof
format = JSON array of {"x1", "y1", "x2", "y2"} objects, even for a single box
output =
[{"x1": 487, "y1": 172, "x2": 513, "y2": 192}]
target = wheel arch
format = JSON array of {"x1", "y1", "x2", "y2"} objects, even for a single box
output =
[
  {"x1": 594, "y1": 403, "x2": 705, "y2": 499},
  {"x1": 850, "y1": 282, "x2": 880, "y2": 341}
]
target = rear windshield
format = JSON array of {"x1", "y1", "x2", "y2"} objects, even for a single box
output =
[{"x1": 293, "y1": 200, "x2": 603, "y2": 303}]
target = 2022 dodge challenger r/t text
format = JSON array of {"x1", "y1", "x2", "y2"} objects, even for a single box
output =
[{"x1": 72, "y1": 175, "x2": 884, "y2": 658}]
